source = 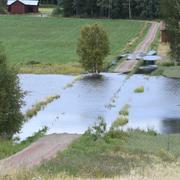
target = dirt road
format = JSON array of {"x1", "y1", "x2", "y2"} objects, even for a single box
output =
[
  {"x1": 115, "y1": 22, "x2": 159, "y2": 73},
  {"x1": 0, "y1": 133, "x2": 80, "y2": 172}
]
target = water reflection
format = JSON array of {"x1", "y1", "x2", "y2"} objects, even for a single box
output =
[{"x1": 161, "y1": 118, "x2": 180, "y2": 134}]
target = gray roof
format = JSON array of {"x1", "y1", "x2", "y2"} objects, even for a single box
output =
[{"x1": 7, "y1": 0, "x2": 38, "y2": 6}]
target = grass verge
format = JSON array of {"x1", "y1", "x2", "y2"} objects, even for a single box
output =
[
  {"x1": 0, "y1": 127, "x2": 47, "y2": 160},
  {"x1": 119, "y1": 104, "x2": 129, "y2": 116},
  {"x1": 152, "y1": 66, "x2": 180, "y2": 78},
  {"x1": 25, "y1": 95, "x2": 60, "y2": 119},
  {"x1": 18, "y1": 63, "x2": 84, "y2": 75},
  {"x1": 63, "y1": 75, "x2": 83, "y2": 89},
  {"x1": 150, "y1": 25, "x2": 160, "y2": 50}
]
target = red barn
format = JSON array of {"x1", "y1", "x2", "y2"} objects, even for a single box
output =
[{"x1": 7, "y1": 0, "x2": 39, "y2": 14}]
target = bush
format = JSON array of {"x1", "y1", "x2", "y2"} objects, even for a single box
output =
[
  {"x1": 134, "y1": 86, "x2": 144, "y2": 93},
  {"x1": 85, "y1": 117, "x2": 107, "y2": 141},
  {"x1": 119, "y1": 104, "x2": 129, "y2": 116},
  {"x1": 106, "y1": 130, "x2": 128, "y2": 140},
  {"x1": 25, "y1": 95, "x2": 60, "y2": 119},
  {"x1": 110, "y1": 116, "x2": 128, "y2": 131}
]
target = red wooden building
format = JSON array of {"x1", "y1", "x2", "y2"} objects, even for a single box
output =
[{"x1": 7, "y1": 0, "x2": 39, "y2": 14}]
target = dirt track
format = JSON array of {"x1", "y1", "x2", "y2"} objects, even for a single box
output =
[
  {"x1": 115, "y1": 22, "x2": 159, "y2": 73},
  {"x1": 0, "y1": 133, "x2": 80, "y2": 172}
]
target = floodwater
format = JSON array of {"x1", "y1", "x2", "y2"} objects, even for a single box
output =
[{"x1": 18, "y1": 73, "x2": 180, "y2": 140}]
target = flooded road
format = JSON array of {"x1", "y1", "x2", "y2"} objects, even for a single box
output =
[{"x1": 18, "y1": 73, "x2": 180, "y2": 140}]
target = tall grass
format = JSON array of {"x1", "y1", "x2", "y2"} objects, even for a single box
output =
[
  {"x1": 25, "y1": 95, "x2": 60, "y2": 119},
  {"x1": 19, "y1": 63, "x2": 84, "y2": 75},
  {"x1": 63, "y1": 75, "x2": 83, "y2": 89},
  {"x1": 134, "y1": 86, "x2": 144, "y2": 93},
  {"x1": 119, "y1": 104, "x2": 129, "y2": 116},
  {"x1": 0, "y1": 127, "x2": 47, "y2": 160}
]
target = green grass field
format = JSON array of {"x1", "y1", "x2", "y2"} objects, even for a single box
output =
[{"x1": 0, "y1": 16, "x2": 144, "y2": 66}]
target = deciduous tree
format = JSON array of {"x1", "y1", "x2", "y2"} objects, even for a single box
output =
[
  {"x1": 77, "y1": 24, "x2": 110, "y2": 74},
  {"x1": 0, "y1": 44, "x2": 24, "y2": 139}
]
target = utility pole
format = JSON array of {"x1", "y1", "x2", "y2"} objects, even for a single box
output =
[{"x1": 128, "y1": 0, "x2": 132, "y2": 19}]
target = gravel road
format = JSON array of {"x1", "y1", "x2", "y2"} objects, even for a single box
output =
[
  {"x1": 0, "y1": 133, "x2": 80, "y2": 173},
  {"x1": 115, "y1": 22, "x2": 159, "y2": 73}
]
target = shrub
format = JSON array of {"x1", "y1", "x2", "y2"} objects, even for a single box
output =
[
  {"x1": 85, "y1": 117, "x2": 107, "y2": 141},
  {"x1": 110, "y1": 116, "x2": 128, "y2": 131},
  {"x1": 25, "y1": 95, "x2": 60, "y2": 119},
  {"x1": 119, "y1": 104, "x2": 129, "y2": 116},
  {"x1": 134, "y1": 86, "x2": 144, "y2": 93}
]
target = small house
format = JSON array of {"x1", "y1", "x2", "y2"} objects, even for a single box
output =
[{"x1": 7, "y1": 0, "x2": 39, "y2": 14}]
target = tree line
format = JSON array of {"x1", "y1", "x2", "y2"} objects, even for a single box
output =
[{"x1": 58, "y1": 0, "x2": 160, "y2": 19}]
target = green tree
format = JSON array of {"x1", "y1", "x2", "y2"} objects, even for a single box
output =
[
  {"x1": 160, "y1": 0, "x2": 180, "y2": 62},
  {"x1": 0, "y1": 45, "x2": 25, "y2": 139},
  {"x1": 77, "y1": 24, "x2": 110, "y2": 74}
]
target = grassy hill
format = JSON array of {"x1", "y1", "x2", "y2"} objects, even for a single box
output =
[{"x1": 0, "y1": 16, "x2": 144, "y2": 67}]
